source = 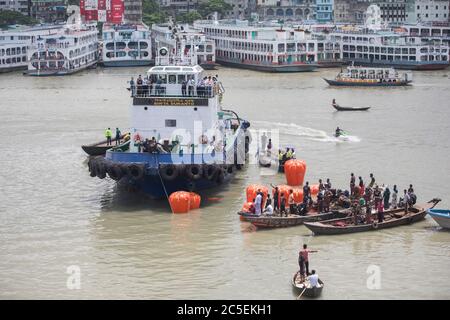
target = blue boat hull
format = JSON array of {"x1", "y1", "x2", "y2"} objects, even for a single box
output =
[{"x1": 427, "y1": 209, "x2": 450, "y2": 229}]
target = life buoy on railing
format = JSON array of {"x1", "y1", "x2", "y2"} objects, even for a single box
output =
[
  {"x1": 159, "y1": 164, "x2": 179, "y2": 181},
  {"x1": 199, "y1": 135, "x2": 208, "y2": 145}
]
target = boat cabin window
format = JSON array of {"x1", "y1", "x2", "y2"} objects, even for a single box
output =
[
  {"x1": 168, "y1": 74, "x2": 177, "y2": 84},
  {"x1": 177, "y1": 74, "x2": 186, "y2": 83},
  {"x1": 165, "y1": 119, "x2": 177, "y2": 127}
]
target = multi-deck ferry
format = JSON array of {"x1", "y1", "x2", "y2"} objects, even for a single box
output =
[
  {"x1": 25, "y1": 23, "x2": 98, "y2": 76},
  {"x1": 152, "y1": 23, "x2": 217, "y2": 70},
  {"x1": 0, "y1": 25, "x2": 63, "y2": 73},
  {"x1": 101, "y1": 23, "x2": 153, "y2": 67},
  {"x1": 86, "y1": 48, "x2": 251, "y2": 198}
]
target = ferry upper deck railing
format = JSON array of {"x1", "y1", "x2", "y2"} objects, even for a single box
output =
[{"x1": 130, "y1": 82, "x2": 222, "y2": 99}]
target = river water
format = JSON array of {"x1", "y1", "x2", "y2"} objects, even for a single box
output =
[{"x1": 0, "y1": 66, "x2": 449, "y2": 299}]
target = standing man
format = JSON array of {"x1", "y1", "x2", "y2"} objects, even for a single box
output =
[
  {"x1": 129, "y1": 77, "x2": 136, "y2": 97},
  {"x1": 272, "y1": 185, "x2": 279, "y2": 213},
  {"x1": 383, "y1": 186, "x2": 391, "y2": 210},
  {"x1": 115, "y1": 127, "x2": 121, "y2": 146},
  {"x1": 403, "y1": 190, "x2": 410, "y2": 214},
  {"x1": 350, "y1": 173, "x2": 356, "y2": 195},
  {"x1": 105, "y1": 127, "x2": 112, "y2": 146},
  {"x1": 299, "y1": 244, "x2": 318, "y2": 282},
  {"x1": 303, "y1": 181, "x2": 311, "y2": 200},
  {"x1": 254, "y1": 191, "x2": 262, "y2": 216},
  {"x1": 318, "y1": 179, "x2": 324, "y2": 192},
  {"x1": 261, "y1": 132, "x2": 267, "y2": 153},
  {"x1": 288, "y1": 189, "x2": 295, "y2": 215},
  {"x1": 368, "y1": 173, "x2": 375, "y2": 189},
  {"x1": 373, "y1": 185, "x2": 382, "y2": 209},
  {"x1": 391, "y1": 185, "x2": 398, "y2": 209},
  {"x1": 280, "y1": 193, "x2": 287, "y2": 217}
]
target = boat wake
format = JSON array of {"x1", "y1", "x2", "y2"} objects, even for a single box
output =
[{"x1": 251, "y1": 121, "x2": 361, "y2": 143}]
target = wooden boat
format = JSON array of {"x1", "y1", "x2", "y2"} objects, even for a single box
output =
[
  {"x1": 292, "y1": 272, "x2": 324, "y2": 298},
  {"x1": 332, "y1": 103, "x2": 370, "y2": 111},
  {"x1": 81, "y1": 134, "x2": 129, "y2": 156},
  {"x1": 303, "y1": 198, "x2": 441, "y2": 235},
  {"x1": 427, "y1": 209, "x2": 450, "y2": 229},
  {"x1": 324, "y1": 78, "x2": 410, "y2": 87},
  {"x1": 237, "y1": 209, "x2": 349, "y2": 228}
]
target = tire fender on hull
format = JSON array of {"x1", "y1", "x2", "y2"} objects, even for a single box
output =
[
  {"x1": 185, "y1": 164, "x2": 203, "y2": 180},
  {"x1": 203, "y1": 164, "x2": 218, "y2": 180},
  {"x1": 159, "y1": 164, "x2": 180, "y2": 181},
  {"x1": 127, "y1": 163, "x2": 145, "y2": 180},
  {"x1": 107, "y1": 164, "x2": 124, "y2": 181}
]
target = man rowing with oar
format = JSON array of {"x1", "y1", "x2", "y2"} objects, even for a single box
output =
[{"x1": 298, "y1": 244, "x2": 318, "y2": 283}]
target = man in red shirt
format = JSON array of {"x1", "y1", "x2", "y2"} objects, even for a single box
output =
[{"x1": 298, "y1": 244, "x2": 318, "y2": 282}]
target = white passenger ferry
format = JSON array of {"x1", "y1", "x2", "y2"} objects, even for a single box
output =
[
  {"x1": 194, "y1": 19, "x2": 345, "y2": 72},
  {"x1": 327, "y1": 26, "x2": 449, "y2": 70},
  {"x1": 101, "y1": 23, "x2": 153, "y2": 67},
  {"x1": 25, "y1": 23, "x2": 99, "y2": 76},
  {"x1": 0, "y1": 25, "x2": 63, "y2": 73},
  {"x1": 152, "y1": 23, "x2": 217, "y2": 69}
]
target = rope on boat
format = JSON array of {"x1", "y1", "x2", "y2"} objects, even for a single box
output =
[{"x1": 156, "y1": 160, "x2": 173, "y2": 214}]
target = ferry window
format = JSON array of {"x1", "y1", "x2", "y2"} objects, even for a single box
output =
[
  {"x1": 206, "y1": 45, "x2": 213, "y2": 52},
  {"x1": 198, "y1": 45, "x2": 204, "y2": 52},
  {"x1": 158, "y1": 75, "x2": 167, "y2": 83},
  {"x1": 165, "y1": 120, "x2": 176, "y2": 127},
  {"x1": 177, "y1": 74, "x2": 186, "y2": 83},
  {"x1": 168, "y1": 75, "x2": 176, "y2": 84},
  {"x1": 139, "y1": 42, "x2": 148, "y2": 49},
  {"x1": 106, "y1": 43, "x2": 115, "y2": 50}
]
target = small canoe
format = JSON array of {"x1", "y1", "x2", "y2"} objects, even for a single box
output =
[
  {"x1": 304, "y1": 198, "x2": 441, "y2": 235},
  {"x1": 427, "y1": 209, "x2": 450, "y2": 229},
  {"x1": 82, "y1": 133, "x2": 129, "y2": 156},
  {"x1": 237, "y1": 209, "x2": 349, "y2": 228},
  {"x1": 292, "y1": 272, "x2": 324, "y2": 298},
  {"x1": 332, "y1": 103, "x2": 370, "y2": 111}
]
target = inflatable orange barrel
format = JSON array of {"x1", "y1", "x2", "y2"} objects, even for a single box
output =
[
  {"x1": 310, "y1": 184, "x2": 320, "y2": 197},
  {"x1": 292, "y1": 188, "x2": 304, "y2": 203},
  {"x1": 189, "y1": 192, "x2": 201, "y2": 210},
  {"x1": 169, "y1": 191, "x2": 191, "y2": 214},
  {"x1": 246, "y1": 184, "x2": 269, "y2": 208},
  {"x1": 284, "y1": 159, "x2": 307, "y2": 186}
]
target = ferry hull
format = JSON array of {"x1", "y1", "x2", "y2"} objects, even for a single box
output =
[
  {"x1": 216, "y1": 58, "x2": 317, "y2": 72},
  {"x1": 102, "y1": 60, "x2": 154, "y2": 67},
  {"x1": 317, "y1": 60, "x2": 345, "y2": 68},
  {"x1": 24, "y1": 61, "x2": 98, "y2": 76},
  {"x1": 200, "y1": 62, "x2": 218, "y2": 70},
  {"x1": 324, "y1": 78, "x2": 411, "y2": 87},
  {"x1": 0, "y1": 65, "x2": 27, "y2": 73},
  {"x1": 344, "y1": 59, "x2": 449, "y2": 71}
]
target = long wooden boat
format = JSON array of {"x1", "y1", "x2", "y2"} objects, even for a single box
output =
[
  {"x1": 81, "y1": 133, "x2": 129, "y2": 156},
  {"x1": 332, "y1": 103, "x2": 370, "y2": 111},
  {"x1": 303, "y1": 198, "x2": 441, "y2": 235},
  {"x1": 323, "y1": 78, "x2": 410, "y2": 87},
  {"x1": 237, "y1": 209, "x2": 349, "y2": 228},
  {"x1": 292, "y1": 272, "x2": 324, "y2": 298}
]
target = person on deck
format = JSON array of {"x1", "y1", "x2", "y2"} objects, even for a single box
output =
[
  {"x1": 299, "y1": 244, "x2": 318, "y2": 282},
  {"x1": 408, "y1": 184, "x2": 414, "y2": 194},
  {"x1": 288, "y1": 189, "x2": 295, "y2": 215},
  {"x1": 308, "y1": 270, "x2": 320, "y2": 288},
  {"x1": 265, "y1": 194, "x2": 272, "y2": 209},
  {"x1": 377, "y1": 201, "x2": 384, "y2": 223},
  {"x1": 129, "y1": 77, "x2": 136, "y2": 96},
  {"x1": 267, "y1": 139, "x2": 272, "y2": 156},
  {"x1": 368, "y1": 173, "x2": 376, "y2": 189},
  {"x1": 383, "y1": 186, "x2": 391, "y2": 210},
  {"x1": 254, "y1": 192, "x2": 262, "y2": 216},
  {"x1": 317, "y1": 190, "x2": 324, "y2": 213},
  {"x1": 115, "y1": 128, "x2": 121, "y2": 146},
  {"x1": 358, "y1": 176, "x2": 365, "y2": 195},
  {"x1": 105, "y1": 127, "x2": 112, "y2": 146},
  {"x1": 350, "y1": 173, "x2": 356, "y2": 195},
  {"x1": 261, "y1": 132, "x2": 267, "y2": 153},
  {"x1": 403, "y1": 190, "x2": 410, "y2": 214},
  {"x1": 286, "y1": 148, "x2": 293, "y2": 159},
  {"x1": 271, "y1": 185, "x2": 279, "y2": 213},
  {"x1": 280, "y1": 193, "x2": 287, "y2": 217},
  {"x1": 264, "y1": 203, "x2": 273, "y2": 215},
  {"x1": 323, "y1": 190, "x2": 332, "y2": 212},
  {"x1": 136, "y1": 75, "x2": 143, "y2": 96},
  {"x1": 335, "y1": 127, "x2": 342, "y2": 137},
  {"x1": 373, "y1": 185, "x2": 382, "y2": 208},
  {"x1": 278, "y1": 150, "x2": 284, "y2": 168},
  {"x1": 391, "y1": 185, "x2": 398, "y2": 209},
  {"x1": 325, "y1": 178, "x2": 332, "y2": 190},
  {"x1": 318, "y1": 179, "x2": 324, "y2": 192},
  {"x1": 303, "y1": 182, "x2": 311, "y2": 200}
]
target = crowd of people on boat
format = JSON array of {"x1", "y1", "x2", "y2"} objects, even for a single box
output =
[
  {"x1": 129, "y1": 74, "x2": 220, "y2": 98},
  {"x1": 244, "y1": 172, "x2": 418, "y2": 226},
  {"x1": 278, "y1": 148, "x2": 296, "y2": 169}
]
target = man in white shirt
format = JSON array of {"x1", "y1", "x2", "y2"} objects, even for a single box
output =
[
  {"x1": 254, "y1": 192, "x2": 262, "y2": 215},
  {"x1": 308, "y1": 270, "x2": 319, "y2": 287},
  {"x1": 264, "y1": 204, "x2": 273, "y2": 216}
]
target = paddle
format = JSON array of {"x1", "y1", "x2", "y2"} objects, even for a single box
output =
[{"x1": 296, "y1": 287, "x2": 307, "y2": 300}]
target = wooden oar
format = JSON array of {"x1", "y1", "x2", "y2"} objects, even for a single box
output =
[{"x1": 296, "y1": 287, "x2": 307, "y2": 300}]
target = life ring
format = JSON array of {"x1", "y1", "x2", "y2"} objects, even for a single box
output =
[
  {"x1": 97, "y1": 162, "x2": 107, "y2": 179},
  {"x1": 107, "y1": 164, "x2": 123, "y2": 181},
  {"x1": 199, "y1": 135, "x2": 208, "y2": 145},
  {"x1": 185, "y1": 164, "x2": 203, "y2": 180},
  {"x1": 127, "y1": 163, "x2": 145, "y2": 180},
  {"x1": 372, "y1": 221, "x2": 378, "y2": 229},
  {"x1": 159, "y1": 164, "x2": 179, "y2": 181},
  {"x1": 203, "y1": 164, "x2": 218, "y2": 180}
]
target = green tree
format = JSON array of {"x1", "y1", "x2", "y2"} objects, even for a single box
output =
[
  {"x1": 142, "y1": 0, "x2": 168, "y2": 25},
  {"x1": 177, "y1": 10, "x2": 202, "y2": 24},
  {"x1": 198, "y1": 0, "x2": 232, "y2": 18},
  {"x1": 0, "y1": 10, "x2": 38, "y2": 29}
]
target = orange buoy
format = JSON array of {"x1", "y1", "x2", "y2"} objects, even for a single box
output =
[
  {"x1": 169, "y1": 191, "x2": 191, "y2": 214},
  {"x1": 310, "y1": 184, "x2": 320, "y2": 196},
  {"x1": 189, "y1": 192, "x2": 201, "y2": 210},
  {"x1": 240, "y1": 202, "x2": 255, "y2": 221},
  {"x1": 246, "y1": 184, "x2": 268, "y2": 208},
  {"x1": 284, "y1": 159, "x2": 307, "y2": 186},
  {"x1": 273, "y1": 185, "x2": 303, "y2": 203}
]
